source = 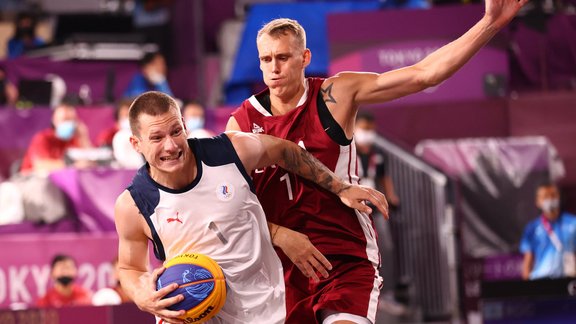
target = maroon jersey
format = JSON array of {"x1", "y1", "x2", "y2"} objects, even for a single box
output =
[{"x1": 232, "y1": 77, "x2": 378, "y2": 264}]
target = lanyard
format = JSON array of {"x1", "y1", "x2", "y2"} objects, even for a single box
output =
[{"x1": 541, "y1": 215, "x2": 563, "y2": 251}]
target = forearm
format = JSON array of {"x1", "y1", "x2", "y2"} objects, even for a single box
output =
[
  {"x1": 278, "y1": 145, "x2": 350, "y2": 195},
  {"x1": 417, "y1": 17, "x2": 498, "y2": 86},
  {"x1": 521, "y1": 253, "x2": 533, "y2": 280},
  {"x1": 119, "y1": 268, "x2": 148, "y2": 302},
  {"x1": 267, "y1": 221, "x2": 282, "y2": 246}
]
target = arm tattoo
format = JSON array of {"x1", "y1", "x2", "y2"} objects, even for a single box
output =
[
  {"x1": 320, "y1": 83, "x2": 337, "y2": 104},
  {"x1": 281, "y1": 145, "x2": 350, "y2": 195}
]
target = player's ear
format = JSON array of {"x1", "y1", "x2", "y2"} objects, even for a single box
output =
[
  {"x1": 130, "y1": 135, "x2": 141, "y2": 153},
  {"x1": 303, "y1": 48, "x2": 311, "y2": 68}
]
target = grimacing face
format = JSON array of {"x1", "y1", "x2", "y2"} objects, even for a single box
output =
[
  {"x1": 257, "y1": 32, "x2": 310, "y2": 99},
  {"x1": 130, "y1": 108, "x2": 189, "y2": 174}
]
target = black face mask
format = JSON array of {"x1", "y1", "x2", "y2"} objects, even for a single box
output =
[{"x1": 56, "y1": 276, "x2": 74, "y2": 286}]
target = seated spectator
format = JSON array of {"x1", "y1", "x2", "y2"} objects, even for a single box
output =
[
  {"x1": 521, "y1": 182, "x2": 576, "y2": 280},
  {"x1": 20, "y1": 101, "x2": 93, "y2": 175},
  {"x1": 96, "y1": 99, "x2": 132, "y2": 147},
  {"x1": 123, "y1": 52, "x2": 173, "y2": 98},
  {"x1": 182, "y1": 100, "x2": 214, "y2": 138},
  {"x1": 7, "y1": 12, "x2": 46, "y2": 59},
  {"x1": 0, "y1": 66, "x2": 18, "y2": 106},
  {"x1": 36, "y1": 254, "x2": 92, "y2": 308},
  {"x1": 111, "y1": 102, "x2": 145, "y2": 168}
]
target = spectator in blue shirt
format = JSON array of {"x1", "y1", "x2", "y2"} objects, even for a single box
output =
[
  {"x1": 7, "y1": 12, "x2": 46, "y2": 59},
  {"x1": 123, "y1": 52, "x2": 173, "y2": 98},
  {"x1": 520, "y1": 182, "x2": 576, "y2": 280}
]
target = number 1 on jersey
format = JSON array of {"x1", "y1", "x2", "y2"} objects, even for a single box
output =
[{"x1": 280, "y1": 173, "x2": 294, "y2": 200}]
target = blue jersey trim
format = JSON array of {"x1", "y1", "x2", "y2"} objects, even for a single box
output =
[{"x1": 128, "y1": 169, "x2": 166, "y2": 261}]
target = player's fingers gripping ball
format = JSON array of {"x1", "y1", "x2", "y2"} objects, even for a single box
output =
[{"x1": 157, "y1": 253, "x2": 227, "y2": 323}]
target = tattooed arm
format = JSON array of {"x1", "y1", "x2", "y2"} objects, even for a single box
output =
[{"x1": 227, "y1": 131, "x2": 388, "y2": 216}]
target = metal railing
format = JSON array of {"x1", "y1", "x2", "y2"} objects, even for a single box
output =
[{"x1": 374, "y1": 136, "x2": 458, "y2": 321}]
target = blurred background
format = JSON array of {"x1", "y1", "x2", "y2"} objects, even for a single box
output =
[{"x1": 0, "y1": 0, "x2": 575, "y2": 323}]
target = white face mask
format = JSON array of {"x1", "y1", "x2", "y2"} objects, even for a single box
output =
[
  {"x1": 541, "y1": 198, "x2": 560, "y2": 213},
  {"x1": 147, "y1": 71, "x2": 166, "y2": 84},
  {"x1": 119, "y1": 118, "x2": 130, "y2": 131},
  {"x1": 354, "y1": 129, "x2": 376, "y2": 146}
]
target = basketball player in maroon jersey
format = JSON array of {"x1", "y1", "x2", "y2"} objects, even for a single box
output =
[{"x1": 227, "y1": 0, "x2": 527, "y2": 322}]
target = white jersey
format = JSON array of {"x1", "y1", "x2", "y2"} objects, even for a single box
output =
[{"x1": 128, "y1": 134, "x2": 286, "y2": 324}]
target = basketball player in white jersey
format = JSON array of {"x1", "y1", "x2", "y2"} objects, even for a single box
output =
[{"x1": 114, "y1": 91, "x2": 388, "y2": 324}]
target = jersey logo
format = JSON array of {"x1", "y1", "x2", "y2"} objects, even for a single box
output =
[
  {"x1": 216, "y1": 183, "x2": 234, "y2": 201},
  {"x1": 166, "y1": 212, "x2": 183, "y2": 224},
  {"x1": 252, "y1": 123, "x2": 264, "y2": 134}
]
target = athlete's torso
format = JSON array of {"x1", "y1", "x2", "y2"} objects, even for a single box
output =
[
  {"x1": 232, "y1": 78, "x2": 378, "y2": 263},
  {"x1": 128, "y1": 135, "x2": 285, "y2": 323}
]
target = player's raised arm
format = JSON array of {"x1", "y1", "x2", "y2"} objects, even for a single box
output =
[
  {"x1": 227, "y1": 131, "x2": 389, "y2": 217},
  {"x1": 114, "y1": 191, "x2": 185, "y2": 323},
  {"x1": 325, "y1": 0, "x2": 528, "y2": 108}
]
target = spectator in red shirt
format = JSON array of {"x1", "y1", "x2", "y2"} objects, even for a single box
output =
[
  {"x1": 20, "y1": 102, "x2": 93, "y2": 175},
  {"x1": 36, "y1": 254, "x2": 92, "y2": 308}
]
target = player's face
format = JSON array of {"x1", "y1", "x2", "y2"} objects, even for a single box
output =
[
  {"x1": 131, "y1": 109, "x2": 189, "y2": 174},
  {"x1": 257, "y1": 33, "x2": 310, "y2": 99}
]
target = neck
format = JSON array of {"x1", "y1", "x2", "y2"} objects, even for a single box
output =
[
  {"x1": 357, "y1": 145, "x2": 371, "y2": 154},
  {"x1": 55, "y1": 284, "x2": 73, "y2": 296},
  {"x1": 269, "y1": 80, "x2": 306, "y2": 115},
  {"x1": 543, "y1": 211, "x2": 560, "y2": 222},
  {"x1": 149, "y1": 154, "x2": 197, "y2": 189}
]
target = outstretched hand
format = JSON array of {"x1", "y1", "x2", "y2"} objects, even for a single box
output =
[
  {"x1": 485, "y1": 0, "x2": 529, "y2": 29},
  {"x1": 338, "y1": 184, "x2": 389, "y2": 219},
  {"x1": 132, "y1": 267, "x2": 186, "y2": 324}
]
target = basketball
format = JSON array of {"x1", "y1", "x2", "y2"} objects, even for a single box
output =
[{"x1": 157, "y1": 253, "x2": 227, "y2": 323}]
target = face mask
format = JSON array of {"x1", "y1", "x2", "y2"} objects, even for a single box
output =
[
  {"x1": 186, "y1": 117, "x2": 204, "y2": 131},
  {"x1": 55, "y1": 120, "x2": 76, "y2": 141},
  {"x1": 119, "y1": 118, "x2": 130, "y2": 131},
  {"x1": 56, "y1": 276, "x2": 74, "y2": 286},
  {"x1": 354, "y1": 129, "x2": 376, "y2": 146},
  {"x1": 541, "y1": 198, "x2": 560, "y2": 214},
  {"x1": 147, "y1": 71, "x2": 165, "y2": 84}
]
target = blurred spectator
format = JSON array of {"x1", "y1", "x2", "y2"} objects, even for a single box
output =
[
  {"x1": 36, "y1": 254, "x2": 92, "y2": 308},
  {"x1": 0, "y1": 66, "x2": 18, "y2": 106},
  {"x1": 521, "y1": 182, "x2": 576, "y2": 280},
  {"x1": 182, "y1": 100, "x2": 214, "y2": 138},
  {"x1": 20, "y1": 101, "x2": 93, "y2": 175},
  {"x1": 123, "y1": 52, "x2": 173, "y2": 98},
  {"x1": 96, "y1": 99, "x2": 132, "y2": 147},
  {"x1": 92, "y1": 257, "x2": 131, "y2": 306},
  {"x1": 354, "y1": 111, "x2": 402, "y2": 308},
  {"x1": 111, "y1": 101, "x2": 145, "y2": 169},
  {"x1": 355, "y1": 112, "x2": 399, "y2": 207},
  {"x1": 7, "y1": 12, "x2": 46, "y2": 59}
]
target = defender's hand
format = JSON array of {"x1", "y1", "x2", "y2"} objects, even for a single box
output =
[
  {"x1": 338, "y1": 185, "x2": 389, "y2": 219},
  {"x1": 274, "y1": 226, "x2": 332, "y2": 282}
]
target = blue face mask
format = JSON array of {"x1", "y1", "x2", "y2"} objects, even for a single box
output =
[
  {"x1": 55, "y1": 120, "x2": 76, "y2": 141},
  {"x1": 186, "y1": 117, "x2": 204, "y2": 131}
]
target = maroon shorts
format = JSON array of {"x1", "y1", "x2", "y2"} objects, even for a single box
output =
[{"x1": 282, "y1": 255, "x2": 382, "y2": 324}]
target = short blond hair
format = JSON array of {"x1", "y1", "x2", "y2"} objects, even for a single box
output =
[{"x1": 257, "y1": 18, "x2": 306, "y2": 50}]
